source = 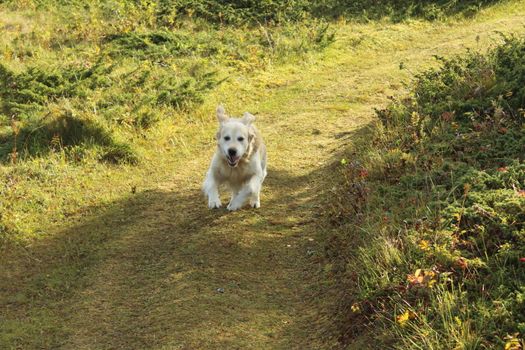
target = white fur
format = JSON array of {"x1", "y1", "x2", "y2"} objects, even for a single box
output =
[{"x1": 203, "y1": 105, "x2": 267, "y2": 211}]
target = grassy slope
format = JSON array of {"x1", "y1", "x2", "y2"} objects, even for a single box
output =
[
  {"x1": 1, "y1": 1, "x2": 525, "y2": 348},
  {"x1": 331, "y1": 27, "x2": 525, "y2": 350}
]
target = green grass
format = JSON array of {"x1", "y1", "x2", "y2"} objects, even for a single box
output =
[
  {"x1": 0, "y1": 1, "x2": 334, "y2": 166},
  {"x1": 1, "y1": 0, "x2": 525, "y2": 348},
  {"x1": 0, "y1": 0, "x2": 335, "y2": 241},
  {"x1": 329, "y1": 33, "x2": 525, "y2": 349}
]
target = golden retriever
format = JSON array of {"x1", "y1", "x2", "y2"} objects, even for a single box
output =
[{"x1": 203, "y1": 105, "x2": 267, "y2": 211}]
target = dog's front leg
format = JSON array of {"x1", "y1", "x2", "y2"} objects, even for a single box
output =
[
  {"x1": 249, "y1": 170, "x2": 265, "y2": 208},
  {"x1": 249, "y1": 186, "x2": 261, "y2": 209},
  {"x1": 228, "y1": 189, "x2": 239, "y2": 208},
  {"x1": 227, "y1": 175, "x2": 262, "y2": 211},
  {"x1": 203, "y1": 172, "x2": 222, "y2": 209}
]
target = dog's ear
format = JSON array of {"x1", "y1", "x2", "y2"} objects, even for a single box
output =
[
  {"x1": 216, "y1": 105, "x2": 228, "y2": 124},
  {"x1": 248, "y1": 128, "x2": 256, "y2": 142},
  {"x1": 242, "y1": 112, "x2": 255, "y2": 126},
  {"x1": 247, "y1": 128, "x2": 258, "y2": 157}
]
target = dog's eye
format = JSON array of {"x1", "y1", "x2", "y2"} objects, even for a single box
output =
[
  {"x1": 224, "y1": 136, "x2": 230, "y2": 141},
  {"x1": 237, "y1": 137, "x2": 244, "y2": 142}
]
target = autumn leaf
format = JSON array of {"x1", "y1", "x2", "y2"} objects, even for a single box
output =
[
  {"x1": 407, "y1": 270, "x2": 424, "y2": 286},
  {"x1": 351, "y1": 303, "x2": 361, "y2": 313},
  {"x1": 396, "y1": 310, "x2": 416, "y2": 326},
  {"x1": 441, "y1": 111, "x2": 454, "y2": 122},
  {"x1": 407, "y1": 269, "x2": 437, "y2": 288},
  {"x1": 359, "y1": 169, "x2": 369, "y2": 178},
  {"x1": 456, "y1": 257, "x2": 468, "y2": 270},
  {"x1": 504, "y1": 333, "x2": 522, "y2": 350},
  {"x1": 418, "y1": 240, "x2": 430, "y2": 251}
]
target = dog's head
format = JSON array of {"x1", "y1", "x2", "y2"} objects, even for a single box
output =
[{"x1": 215, "y1": 105, "x2": 256, "y2": 168}]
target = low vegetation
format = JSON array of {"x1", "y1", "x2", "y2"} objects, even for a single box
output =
[
  {"x1": 331, "y1": 35, "x2": 525, "y2": 349},
  {"x1": 1, "y1": 0, "x2": 524, "y2": 348},
  {"x1": 154, "y1": 0, "x2": 500, "y2": 23},
  {"x1": 0, "y1": 1, "x2": 334, "y2": 164}
]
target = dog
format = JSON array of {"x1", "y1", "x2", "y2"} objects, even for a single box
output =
[{"x1": 203, "y1": 105, "x2": 267, "y2": 211}]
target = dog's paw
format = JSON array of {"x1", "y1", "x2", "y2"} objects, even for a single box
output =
[
  {"x1": 249, "y1": 200, "x2": 260, "y2": 209},
  {"x1": 208, "y1": 199, "x2": 222, "y2": 209},
  {"x1": 227, "y1": 202, "x2": 242, "y2": 211}
]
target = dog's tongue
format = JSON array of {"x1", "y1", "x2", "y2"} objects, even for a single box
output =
[{"x1": 228, "y1": 155, "x2": 240, "y2": 164}]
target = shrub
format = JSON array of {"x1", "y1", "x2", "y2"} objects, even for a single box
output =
[
  {"x1": 106, "y1": 30, "x2": 196, "y2": 60},
  {"x1": 313, "y1": 0, "x2": 498, "y2": 22},
  {"x1": 156, "y1": 0, "x2": 310, "y2": 25},
  {"x1": 0, "y1": 113, "x2": 138, "y2": 164},
  {"x1": 155, "y1": 0, "x2": 498, "y2": 24},
  {"x1": 333, "y1": 36, "x2": 525, "y2": 348}
]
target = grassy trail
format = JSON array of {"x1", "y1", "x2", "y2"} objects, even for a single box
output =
[{"x1": 2, "y1": 5, "x2": 525, "y2": 349}]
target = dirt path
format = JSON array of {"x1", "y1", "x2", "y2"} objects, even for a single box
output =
[{"x1": 2, "y1": 8, "x2": 525, "y2": 349}]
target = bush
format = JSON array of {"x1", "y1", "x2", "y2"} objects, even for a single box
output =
[
  {"x1": 156, "y1": 0, "x2": 310, "y2": 25},
  {"x1": 155, "y1": 0, "x2": 498, "y2": 24},
  {"x1": 106, "y1": 30, "x2": 196, "y2": 60},
  {"x1": 0, "y1": 113, "x2": 138, "y2": 164},
  {"x1": 332, "y1": 36, "x2": 525, "y2": 348},
  {"x1": 314, "y1": 0, "x2": 499, "y2": 22},
  {"x1": 0, "y1": 63, "x2": 108, "y2": 118}
]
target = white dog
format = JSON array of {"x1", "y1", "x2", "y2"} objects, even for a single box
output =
[{"x1": 203, "y1": 105, "x2": 267, "y2": 211}]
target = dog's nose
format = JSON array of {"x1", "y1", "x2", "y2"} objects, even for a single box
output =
[{"x1": 228, "y1": 148, "x2": 237, "y2": 157}]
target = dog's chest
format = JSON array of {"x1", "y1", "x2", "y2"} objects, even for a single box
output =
[{"x1": 217, "y1": 162, "x2": 252, "y2": 185}]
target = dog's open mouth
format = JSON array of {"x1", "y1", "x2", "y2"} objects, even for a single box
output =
[{"x1": 227, "y1": 155, "x2": 240, "y2": 167}]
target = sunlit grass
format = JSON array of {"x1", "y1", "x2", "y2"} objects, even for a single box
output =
[{"x1": 1, "y1": 0, "x2": 525, "y2": 348}]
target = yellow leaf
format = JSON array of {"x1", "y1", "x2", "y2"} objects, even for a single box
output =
[
  {"x1": 505, "y1": 340, "x2": 521, "y2": 350},
  {"x1": 396, "y1": 310, "x2": 416, "y2": 327},
  {"x1": 418, "y1": 240, "x2": 430, "y2": 251},
  {"x1": 397, "y1": 311, "x2": 410, "y2": 326},
  {"x1": 351, "y1": 303, "x2": 360, "y2": 313},
  {"x1": 504, "y1": 334, "x2": 522, "y2": 350}
]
